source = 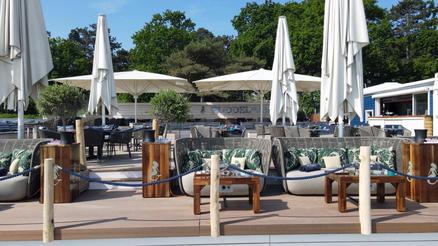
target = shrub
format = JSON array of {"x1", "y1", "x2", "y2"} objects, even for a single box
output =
[
  {"x1": 37, "y1": 84, "x2": 86, "y2": 128},
  {"x1": 150, "y1": 90, "x2": 190, "y2": 136}
]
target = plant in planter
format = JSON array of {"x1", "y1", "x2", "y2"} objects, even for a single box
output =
[
  {"x1": 150, "y1": 90, "x2": 190, "y2": 138},
  {"x1": 37, "y1": 84, "x2": 86, "y2": 143}
]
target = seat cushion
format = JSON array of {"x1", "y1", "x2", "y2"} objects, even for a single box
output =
[
  {"x1": 285, "y1": 169, "x2": 396, "y2": 195},
  {"x1": 182, "y1": 170, "x2": 265, "y2": 196},
  {"x1": 0, "y1": 152, "x2": 12, "y2": 169}
]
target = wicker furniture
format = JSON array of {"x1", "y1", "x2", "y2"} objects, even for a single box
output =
[
  {"x1": 107, "y1": 129, "x2": 133, "y2": 158},
  {"x1": 190, "y1": 125, "x2": 220, "y2": 138},
  {"x1": 0, "y1": 139, "x2": 50, "y2": 201},
  {"x1": 174, "y1": 138, "x2": 271, "y2": 196},
  {"x1": 325, "y1": 173, "x2": 406, "y2": 212},
  {"x1": 193, "y1": 173, "x2": 260, "y2": 214},
  {"x1": 272, "y1": 137, "x2": 412, "y2": 195}
]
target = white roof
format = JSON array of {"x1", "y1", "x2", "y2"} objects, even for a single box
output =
[
  {"x1": 52, "y1": 70, "x2": 194, "y2": 95},
  {"x1": 194, "y1": 68, "x2": 320, "y2": 93},
  {"x1": 364, "y1": 77, "x2": 437, "y2": 97},
  {"x1": 363, "y1": 82, "x2": 401, "y2": 95}
]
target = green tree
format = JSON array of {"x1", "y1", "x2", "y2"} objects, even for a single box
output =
[
  {"x1": 164, "y1": 39, "x2": 228, "y2": 82},
  {"x1": 388, "y1": 0, "x2": 438, "y2": 82},
  {"x1": 68, "y1": 24, "x2": 130, "y2": 72},
  {"x1": 49, "y1": 37, "x2": 91, "y2": 78},
  {"x1": 150, "y1": 90, "x2": 190, "y2": 136},
  {"x1": 130, "y1": 10, "x2": 196, "y2": 73},
  {"x1": 37, "y1": 84, "x2": 86, "y2": 128}
]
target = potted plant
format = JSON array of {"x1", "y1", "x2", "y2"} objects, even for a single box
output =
[
  {"x1": 150, "y1": 89, "x2": 190, "y2": 138},
  {"x1": 37, "y1": 84, "x2": 86, "y2": 144}
]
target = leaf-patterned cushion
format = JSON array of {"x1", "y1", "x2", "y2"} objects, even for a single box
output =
[
  {"x1": 372, "y1": 146, "x2": 395, "y2": 169},
  {"x1": 0, "y1": 152, "x2": 12, "y2": 169},
  {"x1": 244, "y1": 149, "x2": 262, "y2": 171},
  {"x1": 317, "y1": 148, "x2": 347, "y2": 167},
  {"x1": 182, "y1": 150, "x2": 204, "y2": 172},
  {"x1": 222, "y1": 149, "x2": 235, "y2": 163},
  {"x1": 295, "y1": 148, "x2": 318, "y2": 164},
  {"x1": 17, "y1": 150, "x2": 32, "y2": 172},
  {"x1": 347, "y1": 147, "x2": 360, "y2": 165},
  {"x1": 285, "y1": 147, "x2": 300, "y2": 171},
  {"x1": 199, "y1": 150, "x2": 222, "y2": 159}
]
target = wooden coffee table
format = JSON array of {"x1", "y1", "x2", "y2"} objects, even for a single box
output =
[
  {"x1": 193, "y1": 173, "x2": 260, "y2": 215},
  {"x1": 325, "y1": 173, "x2": 406, "y2": 212}
]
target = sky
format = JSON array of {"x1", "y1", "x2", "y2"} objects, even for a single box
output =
[{"x1": 41, "y1": 0, "x2": 401, "y2": 50}]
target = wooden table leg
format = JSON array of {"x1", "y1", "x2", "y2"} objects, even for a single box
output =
[
  {"x1": 377, "y1": 183, "x2": 385, "y2": 203},
  {"x1": 248, "y1": 185, "x2": 253, "y2": 204},
  {"x1": 253, "y1": 182, "x2": 260, "y2": 213},
  {"x1": 395, "y1": 182, "x2": 406, "y2": 212},
  {"x1": 338, "y1": 181, "x2": 347, "y2": 212},
  {"x1": 325, "y1": 176, "x2": 333, "y2": 203},
  {"x1": 193, "y1": 185, "x2": 202, "y2": 215}
]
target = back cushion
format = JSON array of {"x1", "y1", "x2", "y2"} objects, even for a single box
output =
[
  {"x1": 317, "y1": 148, "x2": 347, "y2": 168},
  {"x1": 0, "y1": 152, "x2": 12, "y2": 169}
]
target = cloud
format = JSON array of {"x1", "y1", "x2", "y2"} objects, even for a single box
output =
[{"x1": 90, "y1": 0, "x2": 130, "y2": 14}]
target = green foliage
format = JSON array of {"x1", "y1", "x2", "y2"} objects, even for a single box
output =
[
  {"x1": 49, "y1": 37, "x2": 91, "y2": 78},
  {"x1": 150, "y1": 90, "x2": 190, "y2": 123},
  {"x1": 0, "y1": 113, "x2": 40, "y2": 119},
  {"x1": 130, "y1": 10, "x2": 196, "y2": 73},
  {"x1": 298, "y1": 91, "x2": 320, "y2": 117},
  {"x1": 37, "y1": 84, "x2": 86, "y2": 126},
  {"x1": 49, "y1": 24, "x2": 129, "y2": 79}
]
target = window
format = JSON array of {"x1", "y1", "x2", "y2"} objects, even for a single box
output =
[{"x1": 414, "y1": 93, "x2": 428, "y2": 115}]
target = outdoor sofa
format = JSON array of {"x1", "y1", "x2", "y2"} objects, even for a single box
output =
[
  {"x1": 272, "y1": 137, "x2": 412, "y2": 195},
  {"x1": 174, "y1": 137, "x2": 271, "y2": 196},
  {"x1": 0, "y1": 139, "x2": 50, "y2": 201}
]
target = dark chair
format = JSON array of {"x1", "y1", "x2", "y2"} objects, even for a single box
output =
[
  {"x1": 38, "y1": 128, "x2": 61, "y2": 140},
  {"x1": 84, "y1": 128, "x2": 105, "y2": 159},
  {"x1": 108, "y1": 129, "x2": 133, "y2": 158},
  {"x1": 190, "y1": 125, "x2": 219, "y2": 138},
  {"x1": 132, "y1": 127, "x2": 147, "y2": 151}
]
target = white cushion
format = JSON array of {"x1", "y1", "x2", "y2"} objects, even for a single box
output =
[
  {"x1": 298, "y1": 156, "x2": 311, "y2": 165},
  {"x1": 230, "y1": 156, "x2": 246, "y2": 169},
  {"x1": 9, "y1": 159, "x2": 20, "y2": 175},
  {"x1": 323, "y1": 155, "x2": 341, "y2": 169},
  {"x1": 285, "y1": 169, "x2": 396, "y2": 195}
]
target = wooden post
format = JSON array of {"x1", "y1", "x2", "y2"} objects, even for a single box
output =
[
  {"x1": 43, "y1": 158, "x2": 55, "y2": 243},
  {"x1": 75, "y1": 119, "x2": 87, "y2": 166},
  {"x1": 359, "y1": 146, "x2": 371, "y2": 235},
  {"x1": 32, "y1": 125, "x2": 38, "y2": 139},
  {"x1": 210, "y1": 155, "x2": 220, "y2": 237},
  {"x1": 152, "y1": 119, "x2": 159, "y2": 139}
]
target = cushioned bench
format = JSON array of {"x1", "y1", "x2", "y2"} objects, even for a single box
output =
[
  {"x1": 175, "y1": 138, "x2": 271, "y2": 196},
  {"x1": 272, "y1": 137, "x2": 412, "y2": 195},
  {"x1": 0, "y1": 139, "x2": 50, "y2": 201}
]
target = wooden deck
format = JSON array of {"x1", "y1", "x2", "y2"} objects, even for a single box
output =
[{"x1": 1, "y1": 188, "x2": 438, "y2": 241}]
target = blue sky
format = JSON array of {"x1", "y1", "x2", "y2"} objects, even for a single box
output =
[{"x1": 42, "y1": 0, "x2": 400, "y2": 50}]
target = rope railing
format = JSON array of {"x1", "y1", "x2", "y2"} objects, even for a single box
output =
[
  {"x1": 378, "y1": 164, "x2": 438, "y2": 181},
  {"x1": 0, "y1": 165, "x2": 40, "y2": 182},
  {"x1": 226, "y1": 164, "x2": 352, "y2": 180},
  {"x1": 58, "y1": 164, "x2": 203, "y2": 187}
]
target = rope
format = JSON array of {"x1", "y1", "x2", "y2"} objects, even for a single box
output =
[
  {"x1": 0, "y1": 165, "x2": 40, "y2": 182},
  {"x1": 59, "y1": 164, "x2": 203, "y2": 187},
  {"x1": 379, "y1": 164, "x2": 438, "y2": 181},
  {"x1": 227, "y1": 164, "x2": 352, "y2": 180}
]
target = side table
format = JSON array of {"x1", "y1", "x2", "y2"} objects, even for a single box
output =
[
  {"x1": 142, "y1": 141, "x2": 171, "y2": 198},
  {"x1": 40, "y1": 143, "x2": 89, "y2": 203},
  {"x1": 402, "y1": 142, "x2": 438, "y2": 202}
]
